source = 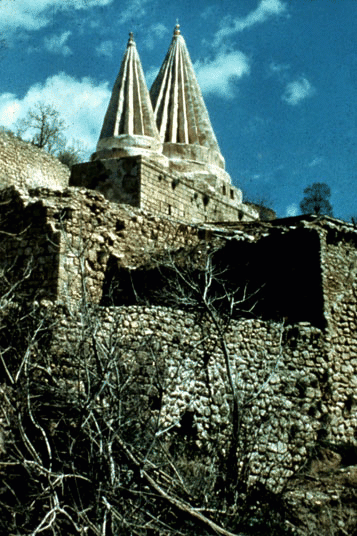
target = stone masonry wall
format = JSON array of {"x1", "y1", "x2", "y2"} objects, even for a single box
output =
[
  {"x1": 139, "y1": 158, "x2": 257, "y2": 223},
  {"x1": 2, "y1": 184, "x2": 357, "y2": 491},
  {"x1": 0, "y1": 130, "x2": 69, "y2": 190},
  {"x1": 52, "y1": 188, "x2": 203, "y2": 305},
  {"x1": 69, "y1": 157, "x2": 140, "y2": 206},
  {"x1": 0, "y1": 186, "x2": 202, "y2": 305},
  {"x1": 48, "y1": 304, "x2": 338, "y2": 489},
  {"x1": 0, "y1": 186, "x2": 62, "y2": 301},
  {"x1": 319, "y1": 219, "x2": 357, "y2": 444},
  {"x1": 70, "y1": 155, "x2": 258, "y2": 224}
]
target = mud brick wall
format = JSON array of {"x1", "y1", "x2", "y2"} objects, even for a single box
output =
[{"x1": 0, "y1": 130, "x2": 69, "y2": 190}]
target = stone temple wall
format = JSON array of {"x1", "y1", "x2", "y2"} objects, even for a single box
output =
[
  {"x1": 70, "y1": 155, "x2": 258, "y2": 224},
  {"x1": 0, "y1": 130, "x2": 69, "y2": 191},
  {"x1": 139, "y1": 158, "x2": 256, "y2": 222}
]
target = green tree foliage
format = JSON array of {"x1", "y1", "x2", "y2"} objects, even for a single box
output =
[{"x1": 300, "y1": 183, "x2": 333, "y2": 217}]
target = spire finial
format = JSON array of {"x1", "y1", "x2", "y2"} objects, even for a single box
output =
[
  {"x1": 128, "y1": 32, "x2": 135, "y2": 45},
  {"x1": 174, "y1": 21, "x2": 180, "y2": 36}
]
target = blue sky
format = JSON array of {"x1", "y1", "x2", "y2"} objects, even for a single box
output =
[{"x1": 0, "y1": 0, "x2": 356, "y2": 220}]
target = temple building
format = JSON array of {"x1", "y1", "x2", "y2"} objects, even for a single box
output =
[{"x1": 70, "y1": 25, "x2": 258, "y2": 223}]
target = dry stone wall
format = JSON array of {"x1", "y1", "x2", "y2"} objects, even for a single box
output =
[
  {"x1": 47, "y1": 304, "x2": 335, "y2": 489},
  {"x1": 319, "y1": 220, "x2": 357, "y2": 444},
  {"x1": 0, "y1": 185, "x2": 202, "y2": 305},
  {"x1": 2, "y1": 184, "x2": 357, "y2": 491},
  {"x1": 0, "y1": 130, "x2": 69, "y2": 190},
  {"x1": 52, "y1": 188, "x2": 203, "y2": 305},
  {"x1": 0, "y1": 186, "x2": 62, "y2": 301}
]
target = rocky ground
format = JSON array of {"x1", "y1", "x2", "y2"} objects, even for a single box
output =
[{"x1": 283, "y1": 448, "x2": 357, "y2": 535}]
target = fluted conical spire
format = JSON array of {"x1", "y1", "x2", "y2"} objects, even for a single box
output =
[
  {"x1": 150, "y1": 25, "x2": 226, "y2": 172},
  {"x1": 93, "y1": 32, "x2": 161, "y2": 160}
]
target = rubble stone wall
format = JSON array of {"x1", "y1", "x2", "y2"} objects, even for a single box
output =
[
  {"x1": 0, "y1": 186, "x2": 201, "y2": 304},
  {"x1": 48, "y1": 304, "x2": 352, "y2": 488},
  {"x1": 319, "y1": 221, "x2": 357, "y2": 444},
  {"x1": 2, "y1": 184, "x2": 357, "y2": 489},
  {"x1": 0, "y1": 130, "x2": 69, "y2": 190},
  {"x1": 0, "y1": 186, "x2": 62, "y2": 301}
]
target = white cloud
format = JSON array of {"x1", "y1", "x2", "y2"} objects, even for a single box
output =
[
  {"x1": 201, "y1": 6, "x2": 215, "y2": 20},
  {"x1": 0, "y1": 73, "x2": 111, "y2": 155},
  {"x1": 0, "y1": 93, "x2": 22, "y2": 126},
  {"x1": 0, "y1": 0, "x2": 113, "y2": 34},
  {"x1": 44, "y1": 31, "x2": 72, "y2": 56},
  {"x1": 286, "y1": 203, "x2": 299, "y2": 217},
  {"x1": 214, "y1": 0, "x2": 287, "y2": 45},
  {"x1": 194, "y1": 51, "x2": 250, "y2": 98},
  {"x1": 282, "y1": 77, "x2": 315, "y2": 106},
  {"x1": 96, "y1": 40, "x2": 114, "y2": 58}
]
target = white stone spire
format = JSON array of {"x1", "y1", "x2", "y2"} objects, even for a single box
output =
[
  {"x1": 150, "y1": 24, "x2": 228, "y2": 179},
  {"x1": 93, "y1": 32, "x2": 162, "y2": 160}
]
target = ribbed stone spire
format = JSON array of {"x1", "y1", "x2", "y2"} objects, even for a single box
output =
[
  {"x1": 93, "y1": 32, "x2": 162, "y2": 160},
  {"x1": 150, "y1": 24, "x2": 226, "y2": 173}
]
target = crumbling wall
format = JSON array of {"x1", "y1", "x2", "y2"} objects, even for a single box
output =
[
  {"x1": 319, "y1": 220, "x2": 357, "y2": 443},
  {"x1": 0, "y1": 186, "x2": 61, "y2": 301},
  {"x1": 0, "y1": 186, "x2": 202, "y2": 305},
  {"x1": 0, "y1": 130, "x2": 69, "y2": 190},
  {"x1": 1, "y1": 184, "x2": 357, "y2": 491},
  {"x1": 53, "y1": 189, "x2": 202, "y2": 305},
  {"x1": 48, "y1": 304, "x2": 338, "y2": 489}
]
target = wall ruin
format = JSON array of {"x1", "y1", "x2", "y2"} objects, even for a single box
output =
[
  {"x1": 45, "y1": 300, "x2": 353, "y2": 489},
  {"x1": 0, "y1": 130, "x2": 70, "y2": 191},
  {"x1": 1, "y1": 184, "x2": 357, "y2": 490}
]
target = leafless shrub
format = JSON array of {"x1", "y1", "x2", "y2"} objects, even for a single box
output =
[{"x1": 0, "y1": 241, "x2": 298, "y2": 535}]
